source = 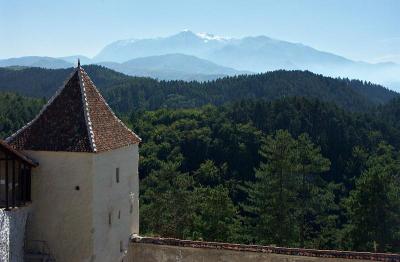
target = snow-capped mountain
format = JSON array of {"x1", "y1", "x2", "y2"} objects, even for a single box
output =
[
  {"x1": 1, "y1": 31, "x2": 399, "y2": 89},
  {"x1": 93, "y1": 30, "x2": 400, "y2": 89},
  {"x1": 94, "y1": 30, "x2": 229, "y2": 63},
  {"x1": 94, "y1": 30, "x2": 350, "y2": 70}
]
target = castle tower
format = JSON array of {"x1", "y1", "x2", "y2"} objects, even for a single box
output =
[{"x1": 6, "y1": 64, "x2": 141, "y2": 261}]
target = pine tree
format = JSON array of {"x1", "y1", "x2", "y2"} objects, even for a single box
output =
[
  {"x1": 140, "y1": 161, "x2": 195, "y2": 239},
  {"x1": 192, "y1": 185, "x2": 239, "y2": 242},
  {"x1": 243, "y1": 130, "x2": 298, "y2": 246},
  {"x1": 344, "y1": 143, "x2": 400, "y2": 252},
  {"x1": 295, "y1": 134, "x2": 333, "y2": 248}
]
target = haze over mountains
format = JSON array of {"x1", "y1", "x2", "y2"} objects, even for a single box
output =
[
  {"x1": 1, "y1": 30, "x2": 399, "y2": 90},
  {"x1": 0, "y1": 56, "x2": 72, "y2": 69},
  {"x1": 100, "y1": 54, "x2": 248, "y2": 81}
]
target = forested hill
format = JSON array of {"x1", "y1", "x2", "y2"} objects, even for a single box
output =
[
  {"x1": 0, "y1": 92, "x2": 44, "y2": 138},
  {"x1": 1, "y1": 79, "x2": 400, "y2": 252},
  {"x1": 133, "y1": 98, "x2": 400, "y2": 252},
  {"x1": 0, "y1": 65, "x2": 397, "y2": 112},
  {"x1": 376, "y1": 97, "x2": 400, "y2": 129}
]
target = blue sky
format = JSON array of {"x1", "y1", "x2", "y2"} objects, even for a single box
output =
[{"x1": 1, "y1": 0, "x2": 399, "y2": 63}]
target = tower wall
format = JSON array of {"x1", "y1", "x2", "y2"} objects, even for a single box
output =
[
  {"x1": 24, "y1": 151, "x2": 94, "y2": 262},
  {"x1": 92, "y1": 144, "x2": 139, "y2": 262}
]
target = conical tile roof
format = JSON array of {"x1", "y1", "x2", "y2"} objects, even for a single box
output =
[{"x1": 7, "y1": 65, "x2": 141, "y2": 152}]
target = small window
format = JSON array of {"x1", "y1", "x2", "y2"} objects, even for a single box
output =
[
  {"x1": 118, "y1": 210, "x2": 121, "y2": 219},
  {"x1": 120, "y1": 241, "x2": 123, "y2": 252},
  {"x1": 116, "y1": 168, "x2": 120, "y2": 183},
  {"x1": 108, "y1": 212, "x2": 112, "y2": 226},
  {"x1": 130, "y1": 204, "x2": 133, "y2": 214}
]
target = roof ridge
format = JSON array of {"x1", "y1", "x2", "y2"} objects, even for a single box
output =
[
  {"x1": 78, "y1": 66, "x2": 97, "y2": 152},
  {"x1": 6, "y1": 68, "x2": 80, "y2": 143},
  {"x1": 80, "y1": 68, "x2": 142, "y2": 143}
]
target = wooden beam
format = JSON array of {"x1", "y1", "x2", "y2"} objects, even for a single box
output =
[
  {"x1": 26, "y1": 167, "x2": 31, "y2": 202},
  {"x1": 12, "y1": 159, "x2": 15, "y2": 208},
  {"x1": 5, "y1": 155, "x2": 9, "y2": 210},
  {"x1": 19, "y1": 162, "x2": 23, "y2": 205},
  {"x1": 21, "y1": 163, "x2": 25, "y2": 204},
  {"x1": 0, "y1": 141, "x2": 38, "y2": 167}
]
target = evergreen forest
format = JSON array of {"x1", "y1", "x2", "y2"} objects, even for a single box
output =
[{"x1": 1, "y1": 66, "x2": 399, "y2": 252}]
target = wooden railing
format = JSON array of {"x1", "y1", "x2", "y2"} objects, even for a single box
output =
[{"x1": 0, "y1": 155, "x2": 32, "y2": 210}]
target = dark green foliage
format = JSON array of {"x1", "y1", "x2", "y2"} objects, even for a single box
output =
[
  {"x1": 242, "y1": 131, "x2": 335, "y2": 248},
  {"x1": 140, "y1": 161, "x2": 238, "y2": 241},
  {"x1": 295, "y1": 134, "x2": 336, "y2": 249},
  {"x1": 0, "y1": 92, "x2": 44, "y2": 138},
  {"x1": 0, "y1": 67, "x2": 72, "y2": 98},
  {"x1": 376, "y1": 97, "x2": 400, "y2": 129},
  {"x1": 1, "y1": 67, "x2": 400, "y2": 252},
  {"x1": 125, "y1": 98, "x2": 400, "y2": 251},
  {"x1": 140, "y1": 162, "x2": 196, "y2": 239},
  {"x1": 343, "y1": 143, "x2": 400, "y2": 252},
  {"x1": 243, "y1": 130, "x2": 300, "y2": 246},
  {"x1": 192, "y1": 185, "x2": 239, "y2": 242}
]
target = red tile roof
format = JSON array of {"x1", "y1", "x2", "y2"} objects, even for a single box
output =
[
  {"x1": 6, "y1": 66, "x2": 140, "y2": 153},
  {"x1": 0, "y1": 140, "x2": 38, "y2": 166}
]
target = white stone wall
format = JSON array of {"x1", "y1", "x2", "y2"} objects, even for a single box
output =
[
  {"x1": 0, "y1": 207, "x2": 30, "y2": 262},
  {"x1": 92, "y1": 144, "x2": 139, "y2": 262},
  {"x1": 23, "y1": 145, "x2": 139, "y2": 262},
  {"x1": 24, "y1": 151, "x2": 94, "y2": 262}
]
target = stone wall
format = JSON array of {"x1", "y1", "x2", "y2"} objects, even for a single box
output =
[
  {"x1": 25, "y1": 150, "x2": 93, "y2": 262},
  {"x1": 0, "y1": 206, "x2": 30, "y2": 262},
  {"x1": 24, "y1": 147, "x2": 139, "y2": 262},
  {"x1": 127, "y1": 236, "x2": 400, "y2": 262},
  {"x1": 92, "y1": 144, "x2": 139, "y2": 262}
]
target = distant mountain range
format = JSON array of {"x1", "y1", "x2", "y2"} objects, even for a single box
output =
[
  {"x1": 0, "y1": 54, "x2": 244, "y2": 81},
  {"x1": 0, "y1": 56, "x2": 72, "y2": 69},
  {"x1": 98, "y1": 54, "x2": 248, "y2": 81},
  {"x1": 59, "y1": 55, "x2": 92, "y2": 65},
  {"x1": 94, "y1": 31, "x2": 400, "y2": 89},
  {"x1": 95, "y1": 30, "x2": 351, "y2": 71},
  {"x1": 1, "y1": 30, "x2": 400, "y2": 89}
]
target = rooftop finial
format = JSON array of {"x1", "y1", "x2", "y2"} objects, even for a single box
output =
[{"x1": 78, "y1": 58, "x2": 81, "y2": 68}]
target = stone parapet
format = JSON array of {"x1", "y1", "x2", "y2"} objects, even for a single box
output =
[{"x1": 129, "y1": 236, "x2": 400, "y2": 262}]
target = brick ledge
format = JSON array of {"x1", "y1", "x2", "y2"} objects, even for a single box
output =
[{"x1": 131, "y1": 236, "x2": 400, "y2": 261}]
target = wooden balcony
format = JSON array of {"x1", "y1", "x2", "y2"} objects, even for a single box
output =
[{"x1": 0, "y1": 140, "x2": 38, "y2": 210}]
